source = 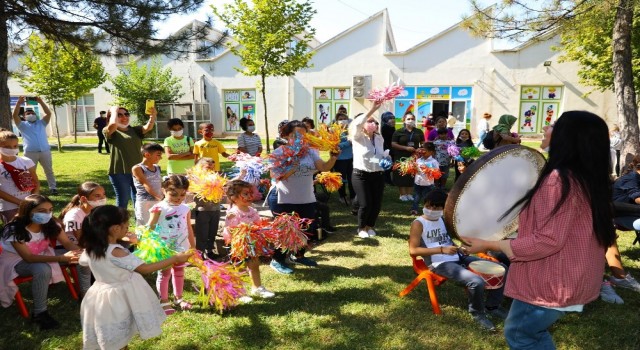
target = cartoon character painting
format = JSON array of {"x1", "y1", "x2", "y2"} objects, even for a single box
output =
[
  {"x1": 547, "y1": 87, "x2": 557, "y2": 99},
  {"x1": 545, "y1": 105, "x2": 555, "y2": 126},
  {"x1": 522, "y1": 105, "x2": 536, "y2": 131},
  {"x1": 318, "y1": 104, "x2": 329, "y2": 124}
]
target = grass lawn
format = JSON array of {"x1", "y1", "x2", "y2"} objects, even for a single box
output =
[{"x1": 1, "y1": 146, "x2": 639, "y2": 350}]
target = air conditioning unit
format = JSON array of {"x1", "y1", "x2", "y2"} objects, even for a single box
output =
[{"x1": 352, "y1": 75, "x2": 371, "y2": 99}]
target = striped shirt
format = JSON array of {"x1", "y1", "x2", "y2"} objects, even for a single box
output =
[{"x1": 237, "y1": 133, "x2": 262, "y2": 155}]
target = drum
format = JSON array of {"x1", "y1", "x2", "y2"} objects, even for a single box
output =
[
  {"x1": 468, "y1": 260, "x2": 506, "y2": 289},
  {"x1": 444, "y1": 145, "x2": 546, "y2": 241}
]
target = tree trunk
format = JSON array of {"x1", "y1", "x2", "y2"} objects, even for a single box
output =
[
  {"x1": 0, "y1": 3, "x2": 12, "y2": 130},
  {"x1": 613, "y1": 0, "x2": 640, "y2": 166},
  {"x1": 73, "y1": 99, "x2": 78, "y2": 143},
  {"x1": 262, "y1": 72, "x2": 271, "y2": 154},
  {"x1": 52, "y1": 103, "x2": 63, "y2": 152}
]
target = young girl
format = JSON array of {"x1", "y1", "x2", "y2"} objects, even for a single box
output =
[
  {"x1": 58, "y1": 181, "x2": 107, "y2": 296},
  {"x1": 148, "y1": 175, "x2": 196, "y2": 314},
  {"x1": 79, "y1": 205, "x2": 192, "y2": 350},
  {"x1": 456, "y1": 129, "x2": 473, "y2": 148},
  {"x1": 224, "y1": 179, "x2": 275, "y2": 299},
  {"x1": 193, "y1": 158, "x2": 221, "y2": 260},
  {"x1": 0, "y1": 195, "x2": 81, "y2": 330}
]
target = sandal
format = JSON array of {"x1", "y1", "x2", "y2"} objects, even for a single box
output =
[
  {"x1": 160, "y1": 302, "x2": 175, "y2": 315},
  {"x1": 175, "y1": 298, "x2": 192, "y2": 311}
]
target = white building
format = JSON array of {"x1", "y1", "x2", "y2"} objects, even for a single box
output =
[{"x1": 7, "y1": 9, "x2": 617, "y2": 139}]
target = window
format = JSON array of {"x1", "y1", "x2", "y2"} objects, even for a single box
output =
[
  {"x1": 313, "y1": 87, "x2": 351, "y2": 126},
  {"x1": 196, "y1": 40, "x2": 221, "y2": 60},
  {"x1": 223, "y1": 89, "x2": 256, "y2": 131},
  {"x1": 518, "y1": 86, "x2": 563, "y2": 134},
  {"x1": 69, "y1": 94, "x2": 96, "y2": 133}
]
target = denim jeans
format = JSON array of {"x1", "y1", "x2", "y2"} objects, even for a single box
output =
[
  {"x1": 504, "y1": 299, "x2": 565, "y2": 350},
  {"x1": 476, "y1": 129, "x2": 487, "y2": 148},
  {"x1": 431, "y1": 255, "x2": 506, "y2": 315},
  {"x1": 109, "y1": 173, "x2": 136, "y2": 209},
  {"x1": 411, "y1": 184, "x2": 434, "y2": 211}
]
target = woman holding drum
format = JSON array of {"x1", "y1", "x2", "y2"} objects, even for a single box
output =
[{"x1": 462, "y1": 111, "x2": 616, "y2": 349}]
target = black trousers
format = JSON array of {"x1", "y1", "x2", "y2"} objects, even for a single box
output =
[
  {"x1": 97, "y1": 130, "x2": 109, "y2": 153},
  {"x1": 351, "y1": 169, "x2": 385, "y2": 229},
  {"x1": 333, "y1": 158, "x2": 355, "y2": 199}
]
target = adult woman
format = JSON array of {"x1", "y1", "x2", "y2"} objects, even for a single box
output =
[
  {"x1": 237, "y1": 118, "x2": 262, "y2": 156},
  {"x1": 267, "y1": 121, "x2": 339, "y2": 274},
  {"x1": 350, "y1": 102, "x2": 385, "y2": 238},
  {"x1": 380, "y1": 112, "x2": 396, "y2": 185},
  {"x1": 391, "y1": 112, "x2": 424, "y2": 201},
  {"x1": 462, "y1": 111, "x2": 616, "y2": 349},
  {"x1": 492, "y1": 114, "x2": 521, "y2": 147},
  {"x1": 333, "y1": 113, "x2": 355, "y2": 206},
  {"x1": 104, "y1": 106, "x2": 157, "y2": 209},
  {"x1": 426, "y1": 116, "x2": 454, "y2": 141}
]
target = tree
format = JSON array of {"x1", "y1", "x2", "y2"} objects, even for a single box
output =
[
  {"x1": 105, "y1": 58, "x2": 184, "y2": 123},
  {"x1": 462, "y1": 0, "x2": 640, "y2": 161},
  {"x1": 1, "y1": 0, "x2": 226, "y2": 130},
  {"x1": 17, "y1": 35, "x2": 104, "y2": 151},
  {"x1": 213, "y1": 0, "x2": 316, "y2": 152}
]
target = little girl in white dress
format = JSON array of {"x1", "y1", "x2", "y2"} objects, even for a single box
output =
[{"x1": 79, "y1": 205, "x2": 192, "y2": 350}]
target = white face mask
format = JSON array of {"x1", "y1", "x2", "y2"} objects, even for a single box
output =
[
  {"x1": 25, "y1": 114, "x2": 37, "y2": 122},
  {"x1": 87, "y1": 198, "x2": 107, "y2": 208},
  {"x1": 0, "y1": 148, "x2": 19, "y2": 157},
  {"x1": 405, "y1": 120, "x2": 416, "y2": 128},
  {"x1": 423, "y1": 208, "x2": 443, "y2": 221},
  {"x1": 170, "y1": 129, "x2": 184, "y2": 137},
  {"x1": 117, "y1": 122, "x2": 129, "y2": 129},
  {"x1": 338, "y1": 120, "x2": 348, "y2": 126},
  {"x1": 247, "y1": 126, "x2": 256, "y2": 133}
]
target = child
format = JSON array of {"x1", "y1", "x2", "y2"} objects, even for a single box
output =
[
  {"x1": 410, "y1": 142, "x2": 439, "y2": 216},
  {"x1": 132, "y1": 143, "x2": 164, "y2": 225},
  {"x1": 193, "y1": 123, "x2": 230, "y2": 172},
  {"x1": 433, "y1": 128, "x2": 453, "y2": 188},
  {"x1": 0, "y1": 195, "x2": 81, "y2": 330},
  {"x1": 0, "y1": 129, "x2": 40, "y2": 223},
  {"x1": 148, "y1": 175, "x2": 196, "y2": 314},
  {"x1": 193, "y1": 158, "x2": 221, "y2": 260},
  {"x1": 224, "y1": 179, "x2": 275, "y2": 299},
  {"x1": 79, "y1": 205, "x2": 192, "y2": 349},
  {"x1": 408, "y1": 189, "x2": 508, "y2": 331},
  {"x1": 58, "y1": 181, "x2": 107, "y2": 296},
  {"x1": 164, "y1": 118, "x2": 195, "y2": 175},
  {"x1": 456, "y1": 129, "x2": 474, "y2": 148},
  {"x1": 455, "y1": 158, "x2": 475, "y2": 182}
]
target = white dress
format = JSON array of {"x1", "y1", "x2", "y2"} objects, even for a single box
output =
[{"x1": 80, "y1": 244, "x2": 166, "y2": 350}]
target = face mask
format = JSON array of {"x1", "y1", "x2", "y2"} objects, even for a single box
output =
[
  {"x1": 0, "y1": 148, "x2": 19, "y2": 157},
  {"x1": 338, "y1": 120, "x2": 348, "y2": 126},
  {"x1": 25, "y1": 114, "x2": 37, "y2": 122},
  {"x1": 364, "y1": 122, "x2": 378, "y2": 133},
  {"x1": 423, "y1": 208, "x2": 443, "y2": 221},
  {"x1": 32, "y1": 212, "x2": 52, "y2": 224},
  {"x1": 405, "y1": 121, "x2": 416, "y2": 128},
  {"x1": 117, "y1": 122, "x2": 129, "y2": 129},
  {"x1": 87, "y1": 198, "x2": 107, "y2": 208},
  {"x1": 247, "y1": 126, "x2": 256, "y2": 133},
  {"x1": 170, "y1": 130, "x2": 184, "y2": 137}
]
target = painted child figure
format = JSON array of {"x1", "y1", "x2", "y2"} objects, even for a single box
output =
[
  {"x1": 147, "y1": 175, "x2": 196, "y2": 314},
  {"x1": 408, "y1": 189, "x2": 508, "y2": 331},
  {"x1": 80, "y1": 205, "x2": 192, "y2": 349},
  {"x1": 224, "y1": 180, "x2": 275, "y2": 300},
  {"x1": 410, "y1": 142, "x2": 439, "y2": 216},
  {"x1": 132, "y1": 143, "x2": 164, "y2": 226}
]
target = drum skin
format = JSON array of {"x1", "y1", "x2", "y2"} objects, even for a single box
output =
[
  {"x1": 468, "y1": 260, "x2": 506, "y2": 289},
  {"x1": 444, "y1": 145, "x2": 546, "y2": 241}
]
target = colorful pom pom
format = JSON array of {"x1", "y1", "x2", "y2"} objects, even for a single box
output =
[
  {"x1": 461, "y1": 146, "x2": 482, "y2": 159},
  {"x1": 269, "y1": 212, "x2": 311, "y2": 253},
  {"x1": 226, "y1": 220, "x2": 274, "y2": 261},
  {"x1": 316, "y1": 171, "x2": 344, "y2": 193},
  {"x1": 133, "y1": 226, "x2": 176, "y2": 263},
  {"x1": 304, "y1": 123, "x2": 343, "y2": 154},
  {"x1": 189, "y1": 252, "x2": 249, "y2": 313},
  {"x1": 187, "y1": 167, "x2": 228, "y2": 203},
  {"x1": 419, "y1": 165, "x2": 443, "y2": 180},
  {"x1": 367, "y1": 82, "x2": 406, "y2": 103},
  {"x1": 228, "y1": 152, "x2": 267, "y2": 185},
  {"x1": 268, "y1": 132, "x2": 310, "y2": 180},
  {"x1": 447, "y1": 144, "x2": 461, "y2": 157},
  {"x1": 392, "y1": 157, "x2": 419, "y2": 176}
]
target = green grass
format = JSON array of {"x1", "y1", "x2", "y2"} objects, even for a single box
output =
[{"x1": 1, "y1": 146, "x2": 639, "y2": 349}]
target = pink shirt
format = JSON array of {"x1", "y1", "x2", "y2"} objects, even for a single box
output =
[
  {"x1": 506, "y1": 170, "x2": 607, "y2": 308},
  {"x1": 223, "y1": 206, "x2": 260, "y2": 242}
]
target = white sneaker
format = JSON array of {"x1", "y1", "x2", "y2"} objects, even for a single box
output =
[
  {"x1": 600, "y1": 281, "x2": 624, "y2": 304},
  {"x1": 357, "y1": 229, "x2": 370, "y2": 238},
  {"x1": 238, "y1": 295, "x2": 253, "y2": 304},
  {"x1": 406, "y1": 194, "x2": 414, "y2": 201},
  {"x1": 367, "y1": 228, "x2": 377, "y2": 237},
  {"x1": 399, "y1": 195, "x2": 407, "y2": 201},
  {"x1": 251, "y1": 286, "x2": 275, "y2": 298},
  {"x1": 609, "y1": 273, "x2": 640, "y2": 292}
]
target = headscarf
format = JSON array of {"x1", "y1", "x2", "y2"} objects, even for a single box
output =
[
  {"x1": 381, "y1": 112, "x2": 395, "y2": 125},
  {"x1": 493, "y1": 114, "x2": 517, "y2": 134}
]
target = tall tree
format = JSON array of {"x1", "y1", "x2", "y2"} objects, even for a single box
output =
[
  {"x1": 105, "y1": 58, "x2": 185, "y2": 123},
  {"x1": 1, "y1": 0, "x2": 226, "y2": 130},
  {"x1": 213, "y1": 0, "x2": 316, "y2": 152},
  {"x1": 462, "y1": 0, "x2": 640, "y2": 160}
]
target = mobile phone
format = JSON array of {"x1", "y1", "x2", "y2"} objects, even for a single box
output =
[
  {"x1": 26, "y1": 97, "x2": 38, "y2": 105},
  {"x1": 145, "y1": 99, "x2": 155, "y2": 114}
]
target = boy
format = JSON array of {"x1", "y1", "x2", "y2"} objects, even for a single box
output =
[
  {"x1": 410, "y1": 142, "x2": 439, "y2": 215},
  {"x1": 164, "y1": 118, "x2": 194, "y2": 175},
  {"x1": 132, "y1": 143, "x2": 164, "y2": 225},
  {"x1": 433, "y1": 128, "x2": 453, "y2": 188},
  {"x1": 0, "y1": 130, "x2": 39, "y2": 223},
  {"x1": 193, "y1": 157, "x2": 222, "y2": 259},
  {"x1": 193, "y1": 123, "x2": 229, "y2": 172},
  {"x1": 408, "y1": 189, "x2": 508, "y2": 331}
]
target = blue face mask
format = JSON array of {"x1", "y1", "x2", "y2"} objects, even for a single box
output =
[{"x1": 32, "y1": 212, "x2": 52, "y2": 224}]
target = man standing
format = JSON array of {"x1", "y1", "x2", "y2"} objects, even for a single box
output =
[
  {"x1": 93, "y1": 111, "x2": 110, "y2": 154},
  {"x1": 11, "y1": 96, "x2": 58, "y2": 195}
]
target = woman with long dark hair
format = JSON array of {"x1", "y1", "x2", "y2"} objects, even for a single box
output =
[{"x1": 462, "y1": 111, "x2": 616, "y2": 349}]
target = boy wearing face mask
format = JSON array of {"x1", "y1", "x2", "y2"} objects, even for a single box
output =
[
  {"x1": 164, "y1": 118, "x2": 195, "y2": 175},
  {"x1": 193, "y1": 123, "x2": 229, "y2": 172},
  {"x1": 0, "y1": 130, "x2": 40, "y2": 224},
  {"x1": 408, "y1": 189, "x2": 508, "y2": 331}
]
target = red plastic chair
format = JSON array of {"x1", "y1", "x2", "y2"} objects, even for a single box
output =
[
  {"x1": 399, "y1": 256, "x2": 448, "y2": 315},
  {"x1": 13, "y1": 276, "x2": 34, "y2": 318},
  {"x1": 49, "y1": 237, "x2": 80, "y2": 300}
]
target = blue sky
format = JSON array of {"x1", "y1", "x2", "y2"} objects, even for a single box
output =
[{"x1": 161, "y1": 0, "x2": 475, "y2": 51}]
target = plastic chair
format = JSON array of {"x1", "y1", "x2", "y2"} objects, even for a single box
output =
[
  {"x1": 399, "y1": 256, "x2": 448, "y2": 315},
  {"x1": 49, "y1": 237, "x2": 80, "y2": 299},
  {"x1": 614, "y1": 217, "x2": 640, "y2": 245},
  {"x1": 13, "y1": 276, "x2": 34, "y2": 318}
]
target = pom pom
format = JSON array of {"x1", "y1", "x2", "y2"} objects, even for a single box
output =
[
  {"x1": 268, "y1": 132, "x2": 310, "y2": 180},
  {"x1": 269, "y1": 212, "x2": 311, "y2": 253},
  {"x1": 133, "y1": 226, "x2": 177, "y2": 263},
  {"x1": 447, "y1": 144, "x2": 460, "y2": 157},
  {"x1": 187, "y1": 167, "x2": 228, "y2": 203},
  {"x1": 367, "y1": 82, "x2": 406, "y2": 103},
  {"x1": 419, "y1": 165, "x2": 443, "y2": 180},
  {"x1": 304, "y1": 123, "x2": 343, "y2": 153},
  {"x1": 392, "y1": 157, "x2": 418, "y2": 176},
  {"x1": 228, "y1": 152, "x2": 267, "y2": 185},
  {"x1": 379, "y1": 157, "x2": 392, "y2": 170},
  {"x1": 461, "y1": 146, "x2": 482, "y2": 159},
  {"x1": 189, "y1": 252, "x2": 249, "y2": 313},
  {"x1": 227, "y1": 220, "x2": 274, "y2": 261},
  {"x1": 315, "y1": 172, "x2": 343, "y2": 192}
]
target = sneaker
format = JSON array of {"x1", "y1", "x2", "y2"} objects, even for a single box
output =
[
  {"x1": 251, "y1": 286, "x2": 275, "y2": 298},
  {"x1": 600, "y1": 281, "x2": 624, "y2": 304},
  {"x1": 406, "y1": 194, "x2": 414, "y2": 201},
  {"x1": 472, "y1": 314, "x2": 496, "y2": 331},
  {"x1": 238, "y1": 295, "x2": 253, "y2": 304},
  {"x1": 357, "y1": 229, "x2": 370, "y2": 238},
  {"x1": 609, "y1": 273, "x2": 640, "y2": 292},
  {"x1": 270, "y1": 260, "x2": 293, "y2": 274},
  {"x1": 367, "y1": 228, "x2": 377, "y2": 237},
  {"x1": 50, "y1": 189, "x2": 58, "y2": 195},
  {"x1": 486, "y1": 307, "x2": 509, "y2": 320},
  {"x1": 291, "y1": 256, "x2": 318, "y2": 267},
  {"x1": 32, "y1": 310, "x2": 60, "y2": 330}
]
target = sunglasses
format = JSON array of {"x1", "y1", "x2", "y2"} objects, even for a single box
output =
[{"x1": 117, "y1": 112, "x2": 130, "y2": 117}]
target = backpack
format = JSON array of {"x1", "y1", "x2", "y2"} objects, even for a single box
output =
[{"x1": 482, "y1": 130, "x2": 502, "y2": 150}]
